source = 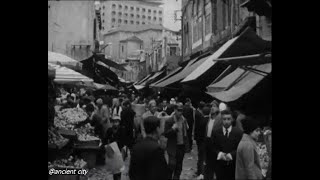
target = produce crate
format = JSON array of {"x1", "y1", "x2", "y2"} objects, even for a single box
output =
[
  {"x1": 79, "y1": 151, "x2": 97, "y2": 169},
  {"x1": 73, "y1": 147, "x2": 100, "y2": 169},
  {"x1": 58, "y1": 129, "x2": 78, "y2": 140},
  {"x1": 75, "y1": 140, "x2": 100, "y2": 147}
]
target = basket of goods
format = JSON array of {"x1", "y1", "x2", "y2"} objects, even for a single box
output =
[
  {"x1": 54, "y1": 108, "x2": 88, "y2": 130},
  {"x1": 74, "y1": 124, "x2": 100, "y2": 146},
  {"x1": 48, "y1": 156, "x2": 87, "y2": 170},
  {"x1": 48, "y1": 128, "x2": 70, "y2": 149},
  {"x1": 76, "y1": 134, "x2": 101, "y2": 147}
]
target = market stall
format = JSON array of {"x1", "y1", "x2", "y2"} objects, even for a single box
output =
[{"x1": 48, "y1": 105, "x2": 103, "y2": 180}]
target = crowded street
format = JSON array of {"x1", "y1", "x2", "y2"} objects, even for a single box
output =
[{"x1": 49, "y1": 0, "x2": 271, "y2": 180}]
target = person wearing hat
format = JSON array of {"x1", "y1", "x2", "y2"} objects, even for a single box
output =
[
  {"x1": 235, "y1": 117, "x2": 264, "y2": 180},
  {"x1": 163, "y1": 103, "x2": 189, "y2": 180},
  {"x1": 211, "y1": 109, "x2": 243, "y2": 180}
]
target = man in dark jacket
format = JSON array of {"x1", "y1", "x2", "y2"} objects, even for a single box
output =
[
  {"x1": 182, "y1": 98, "x2": 195, "y2": 151},
  {"x1": 163, "y1": 103, "x2": 189, "y2": 180},
  {"x1": 194, "y1": 101, "x2": 206, "y2": 177},
  {"x1": 211, "y1": 109, "x2": 243, "y2": 180},
  {"x1": 120, "y1": 100, "x2": 136, "y2": 152},
  {"x1": 129, "y1": 116, "x2": 169, "y2": 180}
]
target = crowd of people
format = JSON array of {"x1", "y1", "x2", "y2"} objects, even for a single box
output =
[{"x1": 52, "y1": 85, "x2": 272, "y2": 180}]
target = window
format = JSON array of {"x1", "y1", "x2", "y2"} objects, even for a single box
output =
[
  {"x1": 130, "y1": 20, "x2": 134, "y2": 24},
  {"x1": 131, "y1": 14, "x2": 134, "y2": 18},
  {"x1": 119, "y1": 5, "x2": 122, "y2": 9},
  {"x1": 142, "y1": 15, "x2": 146, "y2": 19},
  {"x1": 122, "y1": 46, "x2": 124, "y2": 53},
  {"x1": 154, "y1": 10, "x2": 157, "y2": 14},
  {"x1": 154, "y1": 17, "x2": 157, "y2": 20},
  {"x1": 118, "y1": 19, "x2": 122, "y2": 23},
  {"x1": 125, "y1": 6, "x2": 128, "y2": 10},
  {"x1": 102, "y1": 27, "x2": 104, "y2": 30},
  {"x1": 142, "y1": 8, "x2": 146, "y2": 12},
  {"x1": 159, "y1": 10, "x2": 162, "y2": 14},
  {"x1": 136, "y1": 21, "x2": 140, "y2": 25},
  {"x1": 124, "y1": 13, "x2": 128, "y2": 17},
  {"x1": 112, "y1": 18, "x2": 116, "y2": 23},
  {"x1": 142, "y1": 22, "x2": 145, "y2": 24},
  {"x1": 131, "y1": 7, "x2": 134, "y2": 11},
  {"x1": 112, "y1": 4, "x2": 116, "y2": 9},
  {"x1": 204, "y1": 2, "x2": 212, "y2": 36},
  {"x1": 124, "y1": 20, "x2": 128, "y2": 24},
  {"x1": 148, "y1": 16, "x2": 151, "y2": 20},
  {"x1": 159, "y1": 17, "x2": 162, "y2": 21},
  {"x1": 137, "y1": 14, "x2": 140, "y2": 18},
  {"x1": 118, "y1": 12, "x2": 122, "y2": 16},
  {"x1": 136, "y1": 7, "x2": 140, "y2": 11},
  {"x1": 148, "y1": 9, "x2": 151, "y2": 13},
  {"x1": 103, "y1": 6, "x2": 105, "y2": 9},
  {"x1": 103, "y1": 19, "x2": 105, "y2": 23}
]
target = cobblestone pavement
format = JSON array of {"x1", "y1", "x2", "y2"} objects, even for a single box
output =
[{"x1": 85, "y1": 142, "x2": 199, "y2": 180}]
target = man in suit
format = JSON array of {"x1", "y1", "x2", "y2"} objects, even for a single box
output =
[
  {"x1": 212, "y1": 109, "x2": 243, "y2": 180},
  {"x1": 129, "y1": 116, "x2": 169, "y2": 180},
  {"x1": 204, "y1": 106, "x2": 220, "y2": 180},
  {"x1": 163, "y1": 103, "x2": 189, "y2": 180}
]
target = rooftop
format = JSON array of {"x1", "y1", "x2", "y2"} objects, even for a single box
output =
[
  {"x1": 120, "y1": 36, "x2": 143, "y2": 43},
  {"x1": 104, "y1": 24, "x2": 177, "y2": 35}
]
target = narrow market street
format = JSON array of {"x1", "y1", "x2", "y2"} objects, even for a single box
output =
[
  {"x1": 49, "y1": 1, "x2": 272, "y2": 180},
  {"x1": 85, "y1": 142, "x2": 199, "y2": 180}
]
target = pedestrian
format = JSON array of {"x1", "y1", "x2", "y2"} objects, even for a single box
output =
[
  {"x1": 235, "y1": 117, "x2": 264, "y2": 180},
  {"x1": 204, "y1": 106, "x2": 220, "y2": 180},
  {"x1": 194, "y1": 101, "x2": 206, "y2": 177},
  {"x1": 95, "y1": 98, "x2": 111, "y2": 136},
  {"x1": 141, "y1": 100, "x2": 159, "y2": 138},
  {"x1": 120, "y1": 100, "x2": 136, "y2": 156},
  {"x1": 163, "y1": 103, "x2": 189, "y2": 180},
  {"x1": 183, "y1": 98, "x2": 195, "y2": 151},
  {"x1": 212, "y1": 109, "x2": 243, "y2": 180},
  {"x1": 105, "y1": 118, "x2": 123, "y2": 180},
  {"x1": 129, "y1": 116, "x2": 169, "y2": 180},
  {"x1": 111, "y1": 98, "x2": 122, "y2": 122}
]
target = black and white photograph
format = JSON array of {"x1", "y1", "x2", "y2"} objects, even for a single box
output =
[{"x1": 48, "y1": 0, "x2": 272, "y2": 180}]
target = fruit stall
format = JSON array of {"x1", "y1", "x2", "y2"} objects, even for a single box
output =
[{"x1": 48, "y1": 107, "x2": 103, "y2": 180}]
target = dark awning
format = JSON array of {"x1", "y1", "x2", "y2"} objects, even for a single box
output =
[
  {"x1": 94, "y1": 54, "x2": 127, "y2": 71},
  {"x1": 141, "y1": 70, "x2": 166, "y2": 86},
  {"x1": 207, "y1": 63, "x2": 271, "y2": 102},
  {"x1": 182, "y1": 27, "x2": 271, "y2": 85},
  {"x1": 218, "y1": 53, "x2": 271, "y2": 66},
  {"x1": 150, "y1": 66, "x2": 183, "y2": 87},
  {"x1": 153, "y1": 55, "x2": 210, "y2": 88}
]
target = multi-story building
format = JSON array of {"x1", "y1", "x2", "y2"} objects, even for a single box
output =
[
  {"x1": 48, "y1": 1, "x2": 95, "y2": 61},
  {"x1": 102, "y1": 24, "x2": 181, "y2": 82},
  {"x1": 181, "y1": 0, "x2": 271, "y2": 63},
  {"x1": 99, "y1": 0, "x2": 164, "y2": 33}
]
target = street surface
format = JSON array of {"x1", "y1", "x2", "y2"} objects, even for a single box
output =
[{"x1": 85, "y1": 141, "x2": 199, "y2": 180}]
